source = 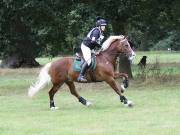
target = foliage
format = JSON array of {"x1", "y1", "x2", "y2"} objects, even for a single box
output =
[{"x1": 0, "y1": 0, "x2": 180, "y2": 61}]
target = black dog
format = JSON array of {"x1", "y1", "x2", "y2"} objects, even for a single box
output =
[{"x1": 138, "y1": 56, "x2": 147, "y2": 68}]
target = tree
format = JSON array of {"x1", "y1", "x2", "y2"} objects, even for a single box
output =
[
  {"x1": 0, "y1": 0, "x2": 73, "y2": 67},
  {"x1": 0, "y1": 1, "x2": 40, "y2": 67},
  {"x1": 118, "y1": 55, "x2": 133, "y2": 78},
  {"x1": 1, "y1": 0, "x2": 180, "y2": 69}
]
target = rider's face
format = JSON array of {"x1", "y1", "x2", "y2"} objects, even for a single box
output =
[{"x1": 100, "y1": 26, "x2": 106, "y2": 31}]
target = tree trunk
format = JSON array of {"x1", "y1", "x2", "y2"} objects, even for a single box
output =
[
  {"x1": 139, "y1": 30, "x2": 149, "y2": 51},
  {"x1": 112, "y1": 20, "x2": 133, "y2": 78},
  {"x1": 118, "y1": 54, "x2": 133, "y2": 78},
  {"x1": 0, "y1": 54, "x2": 40, "y2": 68},
  {"x1": 0, "y1": 15, "x2": 40, "y2": 68}
]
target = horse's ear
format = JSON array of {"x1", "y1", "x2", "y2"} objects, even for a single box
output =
[{"x1": 119, "y1": 35, "x2": 125, "y2": 40}]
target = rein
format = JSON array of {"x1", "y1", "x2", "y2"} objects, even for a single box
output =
[{"x1": 98, "y1": 52, "x2": 118, "y2": 65}]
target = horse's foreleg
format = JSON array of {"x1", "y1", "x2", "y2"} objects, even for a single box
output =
[
  {"x1": 106, "y1": 77, "x2": 124, "y2": 96},
  {"x1": 105, "y1": 77, "x2": 133, "y2": 107},
  {"x1": 114, "y1": 72, "x2": 128, "y2": 79},
  {"x1": 114, "y1": 72, "x2": 129, "y2": 92},
  {"x1": 49, "y1": 84, "x2": 62, "y2": 110},
  {"x1": 66, "y1": 81, "x2": 92, "y2": 107}
]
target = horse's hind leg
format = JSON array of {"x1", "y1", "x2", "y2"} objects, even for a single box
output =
[
  {"x1": 65, "y1": 81, "x2": 92, "y2": 106},
  {"x1": 49, "y1": 83, "x2": 63, "y2": 110}
]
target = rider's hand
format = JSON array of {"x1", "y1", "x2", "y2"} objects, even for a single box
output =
[
  {"x1": 96, "y1": 48, "x2": 103, "y2": 55},
  {"x1": 95, "y1": 51, "x2": 100, "y2": 55}
]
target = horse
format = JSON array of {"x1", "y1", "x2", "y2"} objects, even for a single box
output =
[{"x1": 28, "y1": 35, "x2": 135, "y2": 110}]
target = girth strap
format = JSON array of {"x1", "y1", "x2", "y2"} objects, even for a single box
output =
[{"x1": 89, "y1": 69, "x2": 96, "y2": 82}]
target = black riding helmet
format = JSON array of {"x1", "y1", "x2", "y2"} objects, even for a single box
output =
[{"x1": 96, "y1": 17, "x2": 108, "y2": 26}]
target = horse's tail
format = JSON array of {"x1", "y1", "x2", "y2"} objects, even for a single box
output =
[{"x1": 28, "y1": 62, "x2": 52, "y2": 97}]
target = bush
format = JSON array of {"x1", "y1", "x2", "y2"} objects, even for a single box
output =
[
  {"x1": 151, "y1": 31, "x2": 180, "y2": 51},
  {"x1": 135, "y1": 58, "x2": 174, "y2": 83}
]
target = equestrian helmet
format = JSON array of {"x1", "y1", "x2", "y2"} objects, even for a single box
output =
[{"x1": 96, "y1": 18, "x2": 108, "y2": 26}]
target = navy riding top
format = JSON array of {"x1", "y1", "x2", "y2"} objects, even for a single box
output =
[{"x1": 83, "y1": 27, "x2": 104, "y2": 50}]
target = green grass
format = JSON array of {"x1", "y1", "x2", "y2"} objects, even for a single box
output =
[
  {"x1": 0, "y1": 84, "x2": 180, "y2": 135},
  {"x1": 0, "y1": 51, "x2": 180, "y2": 135},
  {"x1": 35, "y1": 51, "x2": 180, "y2": 74},
  {"x1": 132, "y1": 51, "x2": 180, "y2": 75},
  {"x1": 36, "y1": 57, "x2": 60, "y2": 65},
  {"x1": 34, "y1": 51, "x2": 180, "y2": 65},
  {"x1": 0, "y1": 67, "x2": 180, "y2": 135},
  {"x1": 134, "y1": 51, "x2": 180, "y2": 64}
]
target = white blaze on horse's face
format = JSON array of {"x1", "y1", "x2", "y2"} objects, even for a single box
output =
[{"x1": 129, "y1": 51, "x2": 136, "y2": 61}]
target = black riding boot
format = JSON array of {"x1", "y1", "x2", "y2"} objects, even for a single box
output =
[{"x1": 77, "y1": 62, "x2": 88, "y2": 82}]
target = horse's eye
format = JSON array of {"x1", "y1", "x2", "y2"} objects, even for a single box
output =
[{"x1": 125, "y1": 44, "x2": 128, "y2": 47}]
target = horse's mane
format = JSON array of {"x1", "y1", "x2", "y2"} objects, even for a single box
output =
[{"x1": 101, "y1": 35, "x2": 125, "y2": 51}]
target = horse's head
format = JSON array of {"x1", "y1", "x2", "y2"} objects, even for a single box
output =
[
  {"x1": 101, "y1": 35, "x2": 135, "y2": 60},
  {"x1": 116, "y1": 36, "x2": 135, "y2": 59}
]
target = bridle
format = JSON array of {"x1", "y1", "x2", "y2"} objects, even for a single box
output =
[
  {"x1": 98, "y1": 39, "x2": 132, "y2": 65},
  {"x1": 98, "y1": 52, "x2": 122, "y2": 66}
]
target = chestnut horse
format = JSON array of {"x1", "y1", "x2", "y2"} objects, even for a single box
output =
[{"x1": 28, "y1": 35, "x2": 135, "y2": 110}]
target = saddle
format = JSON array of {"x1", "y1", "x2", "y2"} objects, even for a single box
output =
[{"x1": 72, "y1": 53, "x2": 96, "y2": 72}]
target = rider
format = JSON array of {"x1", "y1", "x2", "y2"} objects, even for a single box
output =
[{"x1": 77, "y1": 17, "x2": 108, "y2": 82}]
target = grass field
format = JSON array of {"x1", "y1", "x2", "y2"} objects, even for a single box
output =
[
  {"x1": 35, "y1": 51, "x2": 180, "y2": 64},
  {"x1": 0, "y1": 51, "x2": 180, "y2": 135},
  {"x1": 134, "y1": 51, "x2": 180, "y2": 64}
]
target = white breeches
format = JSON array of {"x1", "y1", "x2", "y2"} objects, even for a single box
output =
[{"x1": 81, "y1": 43, "x2": 91, "y2": 66}]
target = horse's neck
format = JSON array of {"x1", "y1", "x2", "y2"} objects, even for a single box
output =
[{"x1": 101, "y1": 44, "x2": 119, "y2": 65}]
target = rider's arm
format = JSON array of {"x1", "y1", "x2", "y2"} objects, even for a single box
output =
[{"x1": 90, "y1": 29, "x2": 101, "y2": 47}]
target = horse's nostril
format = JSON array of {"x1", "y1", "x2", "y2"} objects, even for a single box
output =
[{"x1": 132, "y1": 52, "x2": 136, "y2": 57}]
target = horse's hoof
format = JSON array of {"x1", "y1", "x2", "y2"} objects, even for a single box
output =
[
  {"x1": 86, "y1": 101, "x2": 92, "y2": 107},
  {"x1": 124, "y1": 100, "x2": 134, "y2": 107},
  {"x1": 50, "y1": 106, "x2": 59, "y2": 110}
]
